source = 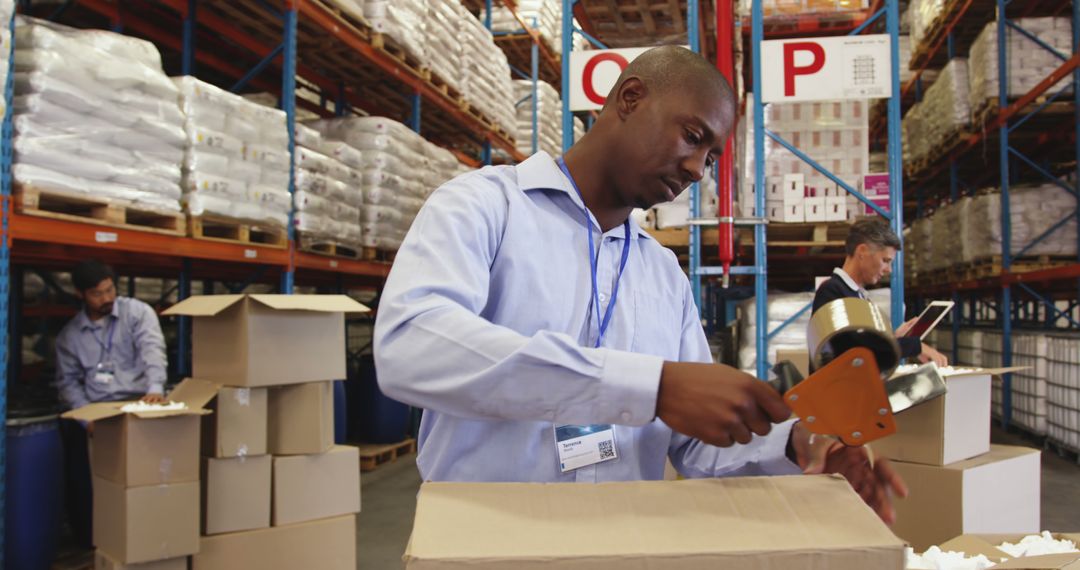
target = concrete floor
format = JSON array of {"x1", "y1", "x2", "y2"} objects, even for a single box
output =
[{"x1": 357, "y1": 427, "x2": 1080, "y2": 569}]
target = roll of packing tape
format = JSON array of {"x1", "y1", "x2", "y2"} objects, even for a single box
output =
[{"x1": 807, "y1": 298, "x2": 900, "y2": 377}]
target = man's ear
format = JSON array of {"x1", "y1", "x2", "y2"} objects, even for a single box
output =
[{"x1": 614, "y1": 76, "x2": 647, "y2": 121}]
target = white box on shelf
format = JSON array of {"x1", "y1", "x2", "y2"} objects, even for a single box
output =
[
  {"x1": 782, "y1": 174, "x2": 805, "y2": 201},
  {"x1": 825, "y1": 196, "x2": 847, "y2": 222},
  {"x1": 767, "y1": 200, "x2": 804, "y2": 223},
  {"x1": 804, "y1": 196, "x2": 827, "y2": 222}
]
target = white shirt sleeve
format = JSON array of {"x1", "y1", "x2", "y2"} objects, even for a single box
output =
[{"x1": 374, "y1": 174, "x2": 663, "y2": 427}]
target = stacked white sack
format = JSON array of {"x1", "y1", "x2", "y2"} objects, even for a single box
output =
[
  {"x1": 737, "y1": 289, "x2": 894, "y2": 375},
  {"x1": 513, "y1": 79, "x2": 563, "y2": 157},
  {"x1": 960, "y1": 185, "x2": 1078, "y2": 260},
  {"x1": 426, "y1": 0, "x2": 465, "y2": 95},
  {"x1": 324, "y1": 0, "x2": 363, "y2": 22},
  {"x1": 364, "y1": 0, "x2": 427, "y2": 63},
  {"x1": 293, "y1": 124, "x2": 364, "y2": 246},
  {"x1": 487, "y1": 0, "x2": 562, "y2": 53},
  {"x1": 902, "y1": 58, "x2": 969, "y2": 167},
  {"x1": 460, "y1": 11, "x2": 517, "y2": 138},
  {"x1": 173, "y1": 76, "x2": 291, "y2": 227},
  {"x1": 968, "y1": 17, "x2": 1073, "y2": 116},
  {"x1": 13, "y1": 18, "x2": 184, "y2": 214},
  {"x1": 0, "y1": 2, "x2": 11, "y2": 120},
  {"x1": 908, "y1": 0, "x2": 946, "y2": 50}
]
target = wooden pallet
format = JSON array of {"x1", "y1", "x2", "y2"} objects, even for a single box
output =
[
  {"x1": 371, "y1": 33, "x2": 427, "y2": 77},
  {"x1": 906, "y1": 127, "x2": 969, "y2": 177},
  {"x1": 971, "y1": 97, "x2": 1071, "y2": 129},
  {"x1": 189, "y1": 215, "x2": 288, "y2": 249},
  {"x1": 298, "y1": 234, "x2": 361, "y2": 259},
  {"x1": 362, "y1": 247, "x2": 397, "y2": 263},
  {"x1": 427, "y1": 69, "x2": 465, "y2": 105},
  {"x1": 357, "y1": 438, "x2": 416, "y2": 472},
  {"x1": 14, "y1": 186, "x2": 186, "y2": 236},
  {"x1": 949, "y1": 255, "x2": 1074, "y2": 281}
]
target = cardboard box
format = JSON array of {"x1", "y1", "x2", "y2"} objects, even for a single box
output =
[
  {"x1": 268, "y1": 381, "x2": 334, "y2": 455},
  {"x1": 405, "y1": 475, "x2": 905, "y2": 568},
  {"x1": 861, "y1": 173, "x2": 890, "y2": 196},
  {"x1": 93, "y1": 477, "x2": 199, "y2": 565},
  {"x1": 873, "y1": 371, "x2": 993, "y2": 465},
  {"x1": 272, "y1": 445, "x2": 360, "y2": 526},
  {"x1": 62, "y1": 378, "x2": 214, "y2": 486},
  {"x1": 783, "y1": 173, "x2": 805, "y2": 200},
  {"x1": 201, "y1": 386, "x2": 267, "y2": 458},
  {"x1": 826, "y1": 196, "x2": 848, "y2": 221},
  {"x1": 804, "y1": 196, "x2": 827, "y2": 222},
  {"x1": 776, "y1": 348, "x2": 810, "y2": 379},
  {"x1": 95, "y1": 551, "x2": 187, "y2": 570},
  {"x1": 162, "y1": 294, "x2": 369, "y2": 387},
  {"x1": 192, "y1": 515, "x2": 356, "y2": 570},
  {"x1": 767, "y1": 200, "x2": 804, "y2": 223},
  {"x1": 889, "y1": 445, "x2": 1041, "y2": 552},
  {"x1": 203, "y1": 455, "x2": 271, "y2": 535},
  {"x1": 937, "y1": 534, "x2": 1080, "y2": 569}
]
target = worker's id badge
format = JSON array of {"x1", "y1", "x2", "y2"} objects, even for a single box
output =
[
  {"x1": 554, "y1": 424, "x2": 618, "y2": 472},
  {"x1": 93, "y1": 361, "x2": 116, "y2": 385}
]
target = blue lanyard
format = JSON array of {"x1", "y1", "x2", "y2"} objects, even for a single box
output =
[
  {"x1": 93, "y1": 317, "x2": 117, "y2": 361},
  {"x1": 557, "y1": 157, "x2": 631, "y2": 348}
]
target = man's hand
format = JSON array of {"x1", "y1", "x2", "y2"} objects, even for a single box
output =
[
  {"x1": 141, "y1": 393, "x2": 167, "y2": 404},
  {"x1": 895, "y1": 317, "x2": 918, "y2": 337},
  {"x1": 657, "y1": 362, "x2": 791, "y2": 448},
  {"x1": 918, "y1": 343, "x2": 948, "y2": 367},
  {"x1": 791, "y1": 423, "x2": 908, "y2": 524}
]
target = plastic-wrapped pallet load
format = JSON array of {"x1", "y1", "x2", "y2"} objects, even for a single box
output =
[
  {"x1": 737, "y1": 289, "x2": 892, "y2": 375},
  {"x1": 968, "y1": 17, "x2": 1073, "y2": 118},
  {"x1": 12, "y1": 18, "x2": 184, "y2": 214},
  {"x1": 982, "y1": 331, "x2": 1049, "y2": 434},
  {"x1": 901, "y1": 58, "x2": 970, "y2": 168},
  {"x1": 292, "y1": 134, "x2": 364, "y2": 248},
  {"x1": 426, "y1": 0, "x2": 465, "y2": 95},
  {"x1": 324, "y1": 0, "x2": 363, "y2": 21},
  {"x1": 512, "y1": 79, "x2": 565, "y2": 157},
  {"x1": 960, "y1": 185, "x2": 1077, "y2": 261},
  {"x1": 738, "y1": 0, "x2": 869, "y2": 18},
  {"x1": 173, "y1": 76, "x2": 291, "y2": 228},
  {"x1": 459, "y1": 12, "x2": 517, "y2": 139},
  {"x1": 487, "y1": 0, "x2": 563, "y2": 53},
  {"x1": 907, "y1": 0, "x2": 945, "y2": 51},
  {"x1": 364, "y1": 0, "x2": 427, "y2": 63},
  {"x1": 1046, "y1": 335, "x2": 1080, "y2": 451}
]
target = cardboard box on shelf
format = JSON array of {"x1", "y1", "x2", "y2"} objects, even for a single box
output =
[
  {"x1": 162, "y1": 294, "x2": 369, "y2": 387},
  {"x1": 272, "y1": 445, "x2": 360, "y2": 526},
  {"x1": 201, "y1": 386, "x2": 267, "y2": 458},
  {"x1": 95, "y1": 551, "x2": 187, "y2": 570},
  {"x1": 203, "y1": 455, "x2": 271, "y2": 535},
  {"x1": 767, "y1": 201, "x2": 805, "y2": 223},
  {"x1": 93, "y1": 477, "x2": 200, "y2": 565},
  {"x1": 874, "y1": 370, "x2": 995, "y2": 465},
  {"x1": 935, "y1": 534, "x2": 1080, "y2": 568},
  {"x1": 889, "y1": 444, "x2": 1041, "y2": 552},
  {"x1": 804, "y1": 196, "x2": 827, "y2": 222},
  {"x1": 782, "y1": 173, "x2": 805, "y2": 201},
  {"x1": 267, "y1": 381, "x2": 334, "y2": 455},
  {"x1": 191, "y1": 515, "x2": 356, "y2": 570},
  {"x1": 825, "y1": 196, "x2": 847, "y2": 221},
  {"x1": 776, "y1": 349, "x2": 810, "y2": 379},
  {"x1": 62, "y1": 378, "x2": 215, "y2": 486},
  {"x1": 405, "y1": 475, "x2": 904, "y2": 568}
]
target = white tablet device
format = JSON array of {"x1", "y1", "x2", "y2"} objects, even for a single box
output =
[{"x1": 902, "y1": 300, "x2": 955, "y2": 340}]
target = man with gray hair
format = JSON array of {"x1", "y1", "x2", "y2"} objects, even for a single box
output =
[{"x1": 813, "y1": 217, "x2": 948, "y2": 366}]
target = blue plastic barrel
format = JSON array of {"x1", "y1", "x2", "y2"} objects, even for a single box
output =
[
  {"x1": 348, "y1": 356, "x2": 409, "y2": 444},
  {"x1": 333, "y1": 379, "x2": 347, "y2": 444},
  {"x1": 5, "y1": 414, "x2": 63, "y2": 570}
]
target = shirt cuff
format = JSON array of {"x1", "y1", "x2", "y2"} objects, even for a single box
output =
[
  {"x1": 599, "y1": 349, "x2": 663, "y2": 426},
  {"x1": 146, "y1": 382, "x2": 165, "y2": 396},
  {"x1": 757, "y1": 418, "x2": 803, "y2": 475}
]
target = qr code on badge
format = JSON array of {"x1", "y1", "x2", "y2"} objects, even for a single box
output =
[{"x1": 598, "y1": 440, "x2": 615, "y2": 460}]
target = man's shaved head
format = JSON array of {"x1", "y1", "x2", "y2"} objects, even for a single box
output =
[{"x1": 602, "y1": 45, "x2": 735, "y2": 115}]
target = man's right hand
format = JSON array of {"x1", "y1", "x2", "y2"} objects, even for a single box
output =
[{"x1": 656, "y1": 362, "x2": 792, "y2": 447}]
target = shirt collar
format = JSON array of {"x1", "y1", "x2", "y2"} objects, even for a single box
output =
[
  {"x1": 77, "y1": 300, "x2": 119, "y2": 330},
  {"x1": 516, "y1": 151, "x2": 652, "y2": 241},
  {"x1": 833, "y1": 267, "x2": 867, "y2": 296}
]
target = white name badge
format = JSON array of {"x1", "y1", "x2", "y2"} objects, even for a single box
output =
[{"x1": 554, "y1": 424, "x2": 618, "y2": 473}]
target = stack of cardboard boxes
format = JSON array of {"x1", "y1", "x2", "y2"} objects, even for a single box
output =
[
  {"x1": 68, "y1": 294, "x2": 367, "y2": 570},
  {"x1": 874, "y1": 368, "x2": 1041, "y2": 552},
  {"x1": 165, "y1": 294, "x2": 367, "y2": 570},
  {"x1": 764, "y1": 173, "x2": 848, "y2": 223}
]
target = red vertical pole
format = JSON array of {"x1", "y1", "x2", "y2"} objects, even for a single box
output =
[{"x1": 717, "y1": 0, "x2": 736, "y2": 286}]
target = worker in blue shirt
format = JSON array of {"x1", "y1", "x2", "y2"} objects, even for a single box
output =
[
  {"x1": 375, "y1": 46, "x2": 906, "y2": 522},
  {"x1": 54, "y1": 259, "x2": 168, "y2": 548}
]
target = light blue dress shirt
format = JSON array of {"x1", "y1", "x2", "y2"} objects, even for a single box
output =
[
  {"x1": 374, "y1": 151, "x2": 798, "y2": 483},
  {"x1": 54, "y1": 296, "x2": 168, "y2": 410}
]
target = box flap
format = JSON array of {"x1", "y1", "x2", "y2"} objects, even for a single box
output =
[
  {"x1": 249, "y1": 294, "x2": 369, "y2": 313},
  {"x1": 943, "y1": 366, "x2": 1028, "y2": 377},
  {"x1": 62, "y1": 401, "x2": 127, "y2": 422},
  {"x1": 405, "y1": 475, "x2": 904, "y2": 565},
  {"x1": 938, "y1": 535, "x2": 1011, "y2": 560},
  {"x1": 942, "y1": 444, "x2": 1041, "y2": 471},
  {"x1": 162, "y1": 295, "x2": 245, "y2": 316},
  {"x1": 991, "y1": 553, "x2": 1080, "y2": 569},
  {"x1": 167, "y1": 378, "x2": 221, "y2": 409}
]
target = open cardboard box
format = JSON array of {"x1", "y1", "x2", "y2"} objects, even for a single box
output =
[
  {"x1": 937, "y1": 534, "x2": 1080, "y2": 569},
  {"x1": 62, "y1": 378, "x2": 216, "y2": 486},
  {"x1": 162, "y1": 294, "x2": 369, "y2": 387}
]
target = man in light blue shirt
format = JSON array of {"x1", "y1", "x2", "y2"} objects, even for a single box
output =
[
  {"x1": 375, "y1": 46, "x2": 904, "y2": 522},
  {"x1": 54, "y1": 259, "x2": 168, "y2": 548}
]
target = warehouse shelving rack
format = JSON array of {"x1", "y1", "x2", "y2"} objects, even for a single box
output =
[{"x1": 903, "y1": 0, "x2": 1080, "y2": 430}]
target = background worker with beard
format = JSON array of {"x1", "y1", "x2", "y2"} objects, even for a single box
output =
[
  {"x1": 54, "y1": 259, "x2": 169, "y2": 549},
  {"x1": 813, "y1": 217, "x2": 948, "y2": 367},
  {"x1": 375, "y1": 45, "x2": 906, "y2": 523}
]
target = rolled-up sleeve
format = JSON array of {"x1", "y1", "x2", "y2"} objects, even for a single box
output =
[
  {"x1": 666, "y1": 279, "x2": 802, "y2": 478},
  {"x1": 373, "y1": 175, "x2": 663, "y2": 427},
  {"x1": 132, "y1": 301, "x2": 167, "y2": 395}
]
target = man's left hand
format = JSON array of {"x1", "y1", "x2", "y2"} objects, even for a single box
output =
[
  {"x1": 141, "y1": 393, "x2": 167, "y2": 404},
  {"x1": 790, "y1": 422, "x2": 908, "y2": 524}
]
